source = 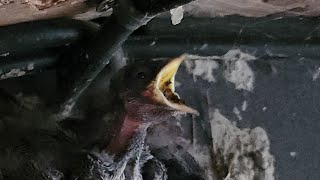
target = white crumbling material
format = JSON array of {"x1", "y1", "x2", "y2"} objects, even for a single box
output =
[
  {"x1": 27, "y1": 63, "x2": 34, "y2": 71},
  {"x1": 0, "y1": 69, "x2": 26, "y2": 79},
  {"x1": 0, "y1": 52, "x2": 9, "y2": 57},
  {"x1": 184, "y1": 55, "x2": 219, "y2": 83},
  {"x1": 290, "y1": 152, "x2": 297, "y2": 158},
  {"x1": 242, "y1": 100, "x2": 248, "y2": 111},
  {"x1": 188, "y1": 142, "x2": 215, "y2": 180},
  {"x1": 312, "y1": 67, "x2": 320, "y2": 81},
  {"x1": 149, "y1": 41, "x2": 156, "y2": 46},
  {"x1": 262, "y1": 107, "x2": 268, "y2": 112},
  {"x1": 183, "y1": 50, "x2": 255, "y2": 91},
  {"x1": 170, "y1": 6, "x2": 184, "y2": 25},
  {"x1": 58, "y1": 101, "x2": 76, "y2": 119},
  {"x1": 222, "y1": 49, "x2": 256, "y2": 92},
  {"x1": 233, "y1": 107, "x2": 242, "y2": 120},
  {"x1": 199, "y1": 44, "x2": 209, "y2": 50},
  {"x1": 209, "y1": 108, "x2": 275, "y2": 180}
]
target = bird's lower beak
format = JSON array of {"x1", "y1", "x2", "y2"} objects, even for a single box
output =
[{"x1": 143, "y1": 56, "x2": 199, "y2": 115}]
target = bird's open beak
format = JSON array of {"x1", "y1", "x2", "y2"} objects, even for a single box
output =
[{"x1": 143, "y1": 56, "x2": 199, "y2": 115}]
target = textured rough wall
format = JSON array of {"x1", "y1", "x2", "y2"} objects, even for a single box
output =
[
  {"x1": 0, "y1": 0, "x2": 111, "y2": 26},
  {"x1": 184, "y1": 0, "x2": 320, "y2": 17}
]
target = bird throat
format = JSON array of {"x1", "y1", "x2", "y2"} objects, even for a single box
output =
[{"x1": 105, "y1": 113, "x2": 141, "y2": 155}]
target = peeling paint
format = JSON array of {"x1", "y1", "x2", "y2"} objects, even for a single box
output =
[
  {"x1": 184, "y1": 50, "x2": 255, "y2": 91},
  {"x1": 222, "y1": 49, "x2": 256, "y2": 92},
  {"x1": 27, "y1": 63, "x2": 34, "y2": 71},
  {"x1": 312, "y1": 67, "x2": 320, "y2": 81},
  {"x1": 187, "y1": 143, "x2": 215, "y2": 180},
  {"x1": 233, "y1": 107, "x2": 242, "y2": 120},
  {"x1": 271, "y1": 65, "x2": 278, "y2": 74},
  {"x1": 0, "y1": 52, "x2": 9, "y2": 57},
  {"x1": 184, "y1": 55, "x2": 219, "y2": 83},
  {"x1": 263, "y1": 107, "x2": 268, "y2": 112},
  {"x1": 209, "y1": 109, "x2": 275, "y2": 180},
  {"x1": 241, "y1": 100, "x2": 248, "y2": 111},
  {"x1": 290, "y1": 152, "x2": 297, "y2": 158},
  {"x1": 149, "y1": 41, "x2": 156, "y2": 46},
  {"x1": 199, "y1": 44, "x2": 208, "y2": 50},
  {"x1": 265, "y1": 50, "x2": 288, "y2": 58},
  {"x1": 0, "y1": 68, "x2": 26, "y2": 79},
  {"x1": 174, "y1": 81, "x2": 181, "y2": 88},
  {"x1": 59, "y1": 101, "x2": 75, "y2": 119}
]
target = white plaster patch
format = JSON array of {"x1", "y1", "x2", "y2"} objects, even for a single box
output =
[
  {"x1": 290, "y1": 152, "x2": 297, "y2": 158},
  {"x1": 184, "y1": 55, "x2": 219, "y2": 83},
  {"x1": 27, "y1": 63, "x2": 34, "y2": 71},
  {"x1": 174, "y1": 81, "x2": 181, "y2": 88},
  {"x1": 0, "y1": 69, "x2": 26, "y2": 79},
  {"x1": 263, "y1": 107, "x2": 268, "y2": 112},
  {"x1": 312, "y1": 67, "x2": 320, "y2": 81},
  {"x1": 149, "y1": 41, "x2": 156, "y2": 46},
  {"x1": 199, "y1": 44, "x2": 208, "y2": 50},
  {"x1": 209, "y1": 109, "x2": 275, "y2": 180},
  {"x1": 0, "y1": 52, "x2": 9, "y2": 57},
  {"x1": 233, "y1": 107, "x2": 242, "y2": 120},
  {"x1": 222, "y1": 49, "x2": 256, "y2": 91},
  {"x1": 183, "y1": 49, "x2": 255, "y2": 91},
  {"x1": 58, "y1": 101, "x2": 75, "y2": 119},
  {"x1": 170, "y1": 6, "x2": 184, "y2": 25},
  {"x1": 242, "y1": 100, "x2": 248, "y2": 111},
  {"x1": 188, "y1": 143, "x2": 215, "y2": 180}
]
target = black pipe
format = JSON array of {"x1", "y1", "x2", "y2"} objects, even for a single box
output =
[
  {"x1": 56, "y1": 10, "x2": 153, "y2": 116},
  {"x1": 57, "y1": 17, "x2": 134, "y2": 115},
  {"x1": 0, "y1": 18, "x2": 100, "y2": 55},
  {"x1": 2, "y1": 36, "x2": 319, "y2": 83},
  {"x1": 0, "y1": 52, "x2": 58, "y2": 80},
  {"x1": 1, "y1": 16, "x2": 320, "y2": 80},
  {"x1": 138, "y1": 16, "x2": 320, "y2": 44}
]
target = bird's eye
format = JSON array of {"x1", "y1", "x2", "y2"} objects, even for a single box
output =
[{"x1": 136, "y1": 72, "x2": 146, "y2": 79}]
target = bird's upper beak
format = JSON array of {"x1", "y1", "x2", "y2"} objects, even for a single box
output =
[{"x1": 142, "y1": 56, "x2": 199, "y2": 115}]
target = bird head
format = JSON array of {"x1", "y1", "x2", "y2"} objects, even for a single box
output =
[
  {"x1": 105, "y1": 56, "x2": 198, "y2": 155},
  {"x1": 110, "y1": 56, "x2": 199, "y2": 123}
]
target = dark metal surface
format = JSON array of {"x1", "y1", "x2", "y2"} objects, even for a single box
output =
[
  {"x1": 0, "y1": 19, "x2": 99, "y2": 55},
  {"x1": 2, "y1": 16, "x2": 320, "y2": 68},
  {"x1": 125, "y1": 16, "x2": 320, "y2": 60},
  {"x1": 0, "y1": 52, "x2": 57, "y2": 80},
  {"x1": 56, "y1": 16, "x2": 137, "y2": 114}
]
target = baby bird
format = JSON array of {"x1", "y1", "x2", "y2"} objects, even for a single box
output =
[{"x1": 0, "y1": 56, "x2": 198, "y2": 180}]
